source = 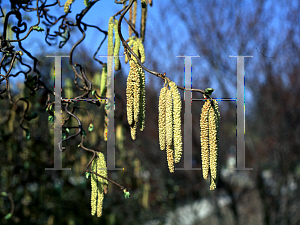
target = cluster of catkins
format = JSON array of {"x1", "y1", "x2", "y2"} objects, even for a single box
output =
[
  {"x1": 125, "y1": 36, "x2": 146, "y2": 140},
  {"x1": 101, "y1": 16, "x2": 122, "y2": 141},
  {"x1": 91, "y1": 152, "x2": 108, "y2": 217},
  {"x1": 200, "y1": 99, "x2": 220, "y2": 190},
  {"x1": 158, "y1": 81, "x2": 182, "y2": 173}
]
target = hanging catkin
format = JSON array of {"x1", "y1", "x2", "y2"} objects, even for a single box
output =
[
  {"x1": 166, "y1": 144, "x2": 174, "y2": 173},
  {"x1": 113, "y1": 19, "x2": 121, "y2": 71},
  {"x1": 91, "y1": 158, "x2": 97, "y2": 216},
  {"x1": 96, "y1": 152, "x2": 108, "y2": 217},
  {"x1": 126, "y1": 61, "x2": 135, "y2": 126},
  {"x1": 64, "y1": 0, "x2": 76, "y2": 13},
  {"x1": 107, "y1": 17, "x2": 114, "y2": 56},
  {"x1": 209, "y1": 100, "x2": 220, "y2": 190},
  {"x1": 126, "y1": 59, "x2": 146, "y2": 139},
  {"x1": 158, "y1": 86, "x2": 167, "y2": 150},
  {"x1": 169, "y1": 81, "x2": 182, "y2": 164},
  {"x1": 200, "y1": 100, "x2": 211, "y2": 180},
  {"x1": 165, "y1": 88, "x2": 173, "y2": 147}
]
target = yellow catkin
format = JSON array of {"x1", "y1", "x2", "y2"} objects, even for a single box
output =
[
  {"x1": 133, "y1": 39, "x2": 140, "y2": 63},
  {"x1": 96, "y1": 152, "x2": 108, "y2": 217},
  {"x1": 169, "y1": 82, "x2": 182, "y2": 164},
  {"x1": 84, "y1": 0, "x2": 89, "y2": 7},
  {"x1": 200, "y1": 100, "x2": 211, "y2": 180},
  {"x1": 101, "y1": 64, "x2": 108, "y2": 141},
  {"x1": 137, "y1": 38, "x2": 146, "y2": 63},
  {"x1": 107, "y1": 17, "x2": 114, "y2": 56},
  {"x1": 64, "y1": 0, "x2": 75, "y2": 13},
  {"x1": 100, "y1": 64, "x2": 107, "y2": 97},
  {"x1": 209, "y1": 100, "x2": 220, "y2": 191},
  {"x1": 132, "y1": 62, "x2": 140, "y2": 123},
  {"x1": 166, "y1": 145, "x2": 174, "y2": 173},
  {"x1": 138, "y1": 66, "x2": 146, "y2": 131},
  {"x1": 126, "y1": 62, "x2": 134, "y2": 125},
  {"x1": 91, "y1": 158, "x2": 98, "y2": 216},
  {"x1": 165, "y1": 88, "x2": 172, "y2": 147},
  {"x1": 158, "y1": 86, "x2": 167, "y2": 150},
  {"x1": 125, "y1": 37, "x2": 136, "y2": 64},
  {"x1": 113, "y1": 19, "x2": 121, "y2": 71},
  {"x1": 130, "y1": 120, "x2": 137, "y2": 140},
  {"x1": 125, "y1": 49, "x2": 129, "y2": 64}
]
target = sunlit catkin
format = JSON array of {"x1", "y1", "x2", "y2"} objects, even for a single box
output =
[
  {"x1": 200, "y1": 100, "x2": 211, "y2": 180},
  {"x1": 126, "y1": 62, "x2": 134, "y2": 125},
  {"x1": 107, "y1": 17, "x2": 114, "y2": 56},
  {"x1": 96, "y1": 152, "x2": 108, "y2": 217},
  {"x1": 166, "y1": 145, "x2": 174, "y2": 173},
  {"x1": 165, "y1": 88, "x2": 173, "y2": 146},
  {"x1": 91, "y1": 158, "x2": 97, "y2": 216},
  {"x1": 130, "y1": 121, "x2": 137, "y2": 140},
  {"x1": 100, "y1": 64, "x2": 107, "y2": 97},
  {"x1": 133, "y1": 39, "x2": 140, "y2": 63},
  {"x1": 84, "y1": 0, "x2": 90, "y2": 7},
  {"x1": 158, "y1": 86, "x2": 167, "y2": 150},
  {"x1": 169, "y1": 82, "x2": 182, "y2": 163},
  {"x1": 64, "y1": 0, "x2": 75, "y2": 13},
  {"x1": 209, "y1": 100, "x2": 220, "y2": 190},
  {"x1": 113, "y1": 19, "x2": 121, "y2": 71},
  {"x1": 132, "y1": 62, "x2": 140, "y2": 123},
  {"x1": 137, "y1": 38, "x2": 146, "y2": 63}
]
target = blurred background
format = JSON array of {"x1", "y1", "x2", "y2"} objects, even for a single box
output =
[{"x1": 0, "y1": 0, "x2": 299, "y2": 224}]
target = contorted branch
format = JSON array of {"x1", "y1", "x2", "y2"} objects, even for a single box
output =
[{"x1": 118, "y1": 0, "x2": 209, "y2": 96}]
